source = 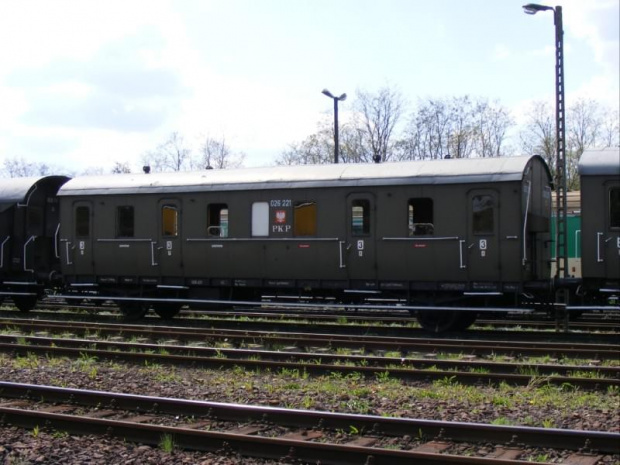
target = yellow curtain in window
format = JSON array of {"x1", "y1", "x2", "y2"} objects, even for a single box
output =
[{"x1": 162, "y1": 206, "x2": 178, "y2": 237}]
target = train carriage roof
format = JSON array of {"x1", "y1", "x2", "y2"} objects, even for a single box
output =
[
  {"x1": 0, "y1": 175, "x2": 70, "y2": 213},
  {"x1": 578, "y1": 148, "x2": 620, "y2": 176},
  {"x1": 58, "y1": 155, "x2": 549, "y2": 196}
]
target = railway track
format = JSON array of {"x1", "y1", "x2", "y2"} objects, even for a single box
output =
[
  {"x1": 0, "y1": 319, "x2": 617, "y2": 389},
  {"x1": 2, "y1": 306, "x2": 619, "y2": 351},
  {"x1": 0, "y1": 382, "x2": 617, "y2": 464},
  {"x1": 3, "y1": 298, "x2": 620, "y2": 334},
  {"x1": 182, "y1": 307, "x2": 620, "y2": 333},
  {"x1": 1, "y1": 316, "x2": 618, "y2": 359}
]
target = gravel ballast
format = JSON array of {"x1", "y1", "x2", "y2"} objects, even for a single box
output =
[{"x1": 1, "y1": 354, "x2": 618, "y2": 464}]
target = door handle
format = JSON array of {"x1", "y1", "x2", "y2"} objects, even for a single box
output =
[
  {"x1": 338, "y1": 241, "x2": 347, "y2": 269},
  {"x1": 459, "y1": 240, "x2": 467, "y2": 269},
  {"x1": 151, "y1": 242, "x2": 159, "y2": 266},
  {"x1": 596, "y1": 232, "x2": 604, "y2": 263}
]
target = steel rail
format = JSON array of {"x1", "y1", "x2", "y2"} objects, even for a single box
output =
[
  {"x1": 1, "y1": 333, "x2": 617, "y2": 380},
  {"x1": 4, "y1": 303, "x2": 620, "y2": 340},
  {"x1": 184, "y1": 310, "x2": 620, "y2": 331},
  {"x1": 0, "y1": 408, "x2": 474, "y2": 465},
  {"x1": 1, "y1": 317, "x2": 617, "y2": 359},
  {"x1": 0, "y1": 382, "x2": 618, "y2": 455},
  {"x1": 2, "y1": 315, "x2": 616, "y2": 351}
]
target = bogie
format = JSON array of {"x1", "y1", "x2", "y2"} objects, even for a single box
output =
[
  {"x1": 12, "y1": 296, "x2": 38, "y2": 313},
  {"x1": 117, "y1": 301, "x2": 149, "y2": 321}
]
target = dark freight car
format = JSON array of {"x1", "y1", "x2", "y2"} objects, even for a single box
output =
[
  {"x1": 57, "y1": 155, "x2": 552, "y2": 330},
  {"x1": 578, "y1": 148, "x2": 620, "y2": 298},
  {"x1": 0, "y1": 175, "x2": 70, "y2": 310}
]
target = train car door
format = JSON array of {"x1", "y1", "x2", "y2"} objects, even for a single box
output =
[
  {"x1": 156, "y1": 199, "x2": 183, "y2": 281},
  {"x1": 467, "y1": 190, "x2": 501, "y2": 283},
  {"x1": 346, "y1": 193, "x2": 376, "y2": 281},
  {"x1": 0, "y1": 207, "x2": 11, "y2": 278},
  {"x1": 604, "y1": 183, "x2": 620, "y2": 281},
  {"x1": 67, "y1": 201, "x2": 94, "y2": 277}
]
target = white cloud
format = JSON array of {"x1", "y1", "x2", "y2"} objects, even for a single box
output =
[
  {"x1": 563, "y1": 0, "x2": 620, "y2": 68},
  {"x1": 1, "y1": 1, "x2": 617, "y2": 174}
]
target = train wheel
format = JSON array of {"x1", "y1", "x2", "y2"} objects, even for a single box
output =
[
  {"x1": 153, "y1": 303, "x2": 181, "y2": 319},
  {"x1": 453, "y1": 312, "x2": 478, "y2": 330},
  {"x1": 13, "y1": 296, "x2": 37, "y2": 313},
  {"x1": 416, "y1": 310, "x2": 461, "y2": 332},
  {"x1": 118, "y1": 302, "x2": 148, "y2": 321}
]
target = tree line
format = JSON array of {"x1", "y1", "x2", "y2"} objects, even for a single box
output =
[
  {"x1": 277, "y1": 88, "x2": 618, "y2": 190},
  {"x1": 2, "y1": 86, "x2": 618, "y2": 191}
]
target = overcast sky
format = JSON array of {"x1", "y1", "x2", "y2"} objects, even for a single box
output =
[{"x1": 0, "y1": 0, "x2": 618, "y2": 173}]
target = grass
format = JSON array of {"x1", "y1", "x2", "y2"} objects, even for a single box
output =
[
  {"x1": 159, "y1": 434, "x2": 176, "y2": 453},
  {"x1": 491, "y1": 417, "x2": 515, "y2": 426},
  {"x1": 51, "y1": 430, "x2": 69, "y2": 439},
  {"x1": 138, "y1": 359, "x2": 186, "y2": 382},
  {"x1": 1, "y1": 349, "x2": 617, "y2": 430},
  {"x1": 13, "y1": 352, "x2": 40, "y2": 369},
  {"x1": 15, "y1": 336, "x2": 30, "y2": 346}
]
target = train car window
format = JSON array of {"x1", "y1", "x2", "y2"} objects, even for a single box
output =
[
  {"x1": 162, "y1": 205, "x2": 178, "y2": 237},
  {"x1": 408, "y1": 198, "x2": 434, "y2": 236},
  {"x1": 116, "y1": 206, "x2": 135, "y2": 238},
  {"x1": 351, "y1": 199, "x2": 370, "y2": 236},
  {"x1": 610, "y1": 187, "x2": 620, "y2": 229},
  {"x1": 252, "y1": 202, "x2": 269, "y2": 237},
  {"x1": 472, "y1": 195, "x2": 494, "y2": 234},
  {"x1": 207, "y1": 204, "x2": 229, "y2": 237},
  {"x1": 75, "y1": 206, "x2": 90, "y2": 237},
  {"x1": 294, "y1": 201, "x2": 317, "y2": 236}
]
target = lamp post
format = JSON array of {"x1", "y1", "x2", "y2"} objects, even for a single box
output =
[
  {"x1": 322, "y1": 89, "x2": 347, "y2": 164},
  {"x1": 523, "y1": 3, "x2": 568, "y2": 280}
]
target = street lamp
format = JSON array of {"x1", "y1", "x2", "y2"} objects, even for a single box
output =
[
  {"x1": 322, "y1": 88, "x2": 347, "y2": 164},
  {"x1": 523, "y1": 3, "x2": 568, "y2": 280}
]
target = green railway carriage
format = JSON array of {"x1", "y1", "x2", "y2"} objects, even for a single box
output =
[
  {"x1": 57, "y1": 155, "x2": 552, "y2": 330},
  {"x1": 0, "y1": 175, "x2": 70, "y2": 310},
  {"x1": 578, "y1": 148, "x2": 620, "y2": 297},
  {"x1": 550, "y1": 212, "x2": 582, "y2": 277}
]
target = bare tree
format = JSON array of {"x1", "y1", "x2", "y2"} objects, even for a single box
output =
[
  {"x1": 354, "y1": 86, "x2": 404, "y2": 162},
  {"x1": 567, "y1": 98, "x2": 602, "y2": 155},
  {"x1": 276, "y1": 117, "x2": 369, "y2": 166},
  {"x1": 338, "y1": 124, "x2": 368, "y2": 163},
  {"x1": 519, "y1": 100, "x2": 557, "y2": 174},
  {"x1": 141, "y1": 132, "x2": 192, "y2": 172},
  {"x1": 601, "y1": 108, "x2": 620, "y2": 147},
  {"x1": 474, "y1": 99, "x2": 513, "y2": 158},
  {"x1": 447, "y1": 96, "x2": 476, "y2": 159},
  {"x1": 564, "y1": 98, "x2": 603, "y2": 189},
  {"x1": 196, "y1": 135, "x2": 246, "y2": 170},
  {"x1": 81, "y1": 166, "x2": 105, "y2": 176},
  {"x1": 111, "y1": 161, "x2": 132, "y2": 174},
  {"x1": 278, "y1": 86, "x2": 405, "y2": 165},
  {"x1": 400, "y1": 98, "x2": 451, "y2": 160},
  {"x1": 400, "y1": 96, "x2": 513, "y2": 160},
  {"x1": 520, "y1": 98, "x2": 614, "y2": 190},
  {"x1": 1, "y1": 156, "x2": 53, "y2": 178},
  {"x1": 276, "y1": 128, "x2": 333, "y2": 165}
]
